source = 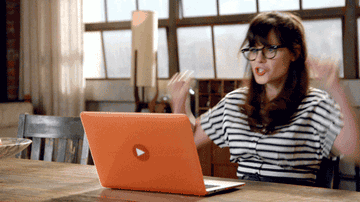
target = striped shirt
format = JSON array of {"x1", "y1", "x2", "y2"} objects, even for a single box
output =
[{"x1": 200, "y1": 87, "x2": 344, "y2": 183}]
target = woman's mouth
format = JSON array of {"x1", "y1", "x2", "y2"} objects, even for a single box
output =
[{"x1": 255, "y1": 67, "x2": 266, "y2": 76}]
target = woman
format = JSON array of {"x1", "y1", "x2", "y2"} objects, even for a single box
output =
[{"x1": 168, "y1": 11, "x2": 360, "y2": 186}]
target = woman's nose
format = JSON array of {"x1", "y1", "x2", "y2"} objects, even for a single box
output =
[{"x1": 255, "y1": 50, "x2": 267, "y2": 63}]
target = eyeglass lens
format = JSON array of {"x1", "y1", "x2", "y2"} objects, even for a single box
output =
[{"x1": 243, "y1": 47, "x2": 277, "y2": 61}]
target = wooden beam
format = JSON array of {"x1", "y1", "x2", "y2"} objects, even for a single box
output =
[
  {"x1": 168, "y1": 0, "x2": 180, "y2": 77},
  {"x1": 85, "y1": 20, "x2": 169, "y2": 32},
  {"x1": 176, "y1": 14, "x2": 256, "y2": 27},
  {"x1": 297, "y1": 7, "x2": 345, "y2": 20},
  {"x1": 343, "y1": 0, "x2": 359, "y2": 79}
]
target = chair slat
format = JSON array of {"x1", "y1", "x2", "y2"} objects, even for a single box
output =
[
  {"x1": 72, "y1": 139, "x2": 79, "y2": 163},
  {"x1": 16, "y1": 114, "x2": 27, "y2": 158},
  {"x1": 17, "y1": 114, "x2": 26, "y2": 139},
  {"x1": 56, "y1": 139, "x2": 67, "y2": 162},
  {"x1": 44, "y1": 138, "x2": 54, "y2": 162},
  {"x1": 65, "y1": 139, "x2": 79, "y2": 163},
  {"x1": 31, "y1": 137, "x2": 41, "y2": 161},
  {"x1": 80, "y1": 133, "x2": 90, "y2": 165}
]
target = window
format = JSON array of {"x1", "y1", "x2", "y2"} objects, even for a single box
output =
[
  {"x1": 83, "y1": 0, "x2": 169, "y2": 79},
  {"x1": 259, "y1": 0, "x2": 299, "y2": 12},
  {"x1": 83, "y1": 0, "x2": 105, "y2": 23},
  {"x1": 83, "y1": 0, "x2": 359, "y2": 79},
  {"x1": 157, "y1": 29, "x2": 169, "y2": 78},
  {"x1": 83, "y1": 32, "x2": 105, "y2": 78},
  {"x1": 303, "y1": 19, "x2": 344, "y2": 78},
  {"x1": 177, "y1": 27, "x2": 215, "y2": 78},
  {"x1": 103, "y1": 30, "x2": 132, "y2": 78},
  {"x1": 181, "y1": 0, "x2": 217, "y2": 18},
  {"x1": 214, "y1": 24, "x2": 249, "y2": 78},
  {"x1": 139, "y1": 0, "x2": 169, "y2": 19},
  {"x1": 219, "y1": 0, "x2": 256, "y2": 15},
  {"x1": 107, "y1": 0, "x2": 136, "y2": 22},
  {"x1": 302, "y1": 0, "x2": 345, "y2": 9}
]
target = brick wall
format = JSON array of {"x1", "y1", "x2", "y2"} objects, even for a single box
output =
[{"x1": 6, "y1": 0, "x2": 20, "y2": 101}]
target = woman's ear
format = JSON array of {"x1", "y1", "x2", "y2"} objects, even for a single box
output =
[{"x1": 291, "y1": 45, "x2": 301, "y2": 62}]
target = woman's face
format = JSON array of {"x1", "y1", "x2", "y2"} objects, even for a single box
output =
[{"x1": 250, "y1": 30, "x2": 295, "y2": 89}]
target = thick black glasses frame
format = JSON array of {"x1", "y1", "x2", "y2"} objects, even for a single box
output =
[{"x1": 241, "y1": 45, "x2": 286, "y2": 61}]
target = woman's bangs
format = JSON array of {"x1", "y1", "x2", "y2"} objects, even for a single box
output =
[{"x1": 248, "y1": 22, "x2": 274, "y2": 47}]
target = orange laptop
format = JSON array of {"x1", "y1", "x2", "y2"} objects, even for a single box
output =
[{"x1": 80, "y1": 112, "x2": 245, "y2": 196}]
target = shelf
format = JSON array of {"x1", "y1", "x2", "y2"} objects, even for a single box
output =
[
  {"x1": 195, "y1": 79, "x2": 242, "y2": 117},
  {"x1": 194, "y1": 79, "x2": 243, "y2": 178}
]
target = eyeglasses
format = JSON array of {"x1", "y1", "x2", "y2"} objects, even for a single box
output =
[{"x1": 241, "y1": 45, "x2": 286, "y2": 61}]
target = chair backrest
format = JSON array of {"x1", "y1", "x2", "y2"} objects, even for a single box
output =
[{"x1": 16, "y1": 114, "x2": 89, "y2": 165}]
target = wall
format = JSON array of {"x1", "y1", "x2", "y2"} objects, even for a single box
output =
[{"x1": 85, "y1": 79, "x2": 171, "y2": 112}]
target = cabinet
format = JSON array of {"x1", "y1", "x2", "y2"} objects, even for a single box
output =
[{"x1": 194, "y1": 79, "x2": 243, "y2": 179}]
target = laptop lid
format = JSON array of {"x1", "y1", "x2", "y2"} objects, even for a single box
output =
[{"x1": 80, "y1": 112, "x2": 244, "y2": 196}]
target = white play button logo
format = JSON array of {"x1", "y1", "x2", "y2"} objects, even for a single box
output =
[
  {"x1": 133, "y1": 144, "x2": 150, "y2": 161},
  {"x1": 136, "y1": 148, "x2": 145, "y2": 156}
]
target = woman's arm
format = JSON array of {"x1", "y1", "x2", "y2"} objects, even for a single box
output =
[
  {"x1": 192, "y1": 118, "x2": 212, "y2": 149},
  {"x1": 309, "y1": 57, "x2": 360, "y2": 165},
  {"x1": 167, "y1": 71, "x2": 211, "y2": 149},
  {"x1": 330, "y1": 82, "x2": 360, "y2": 162}
]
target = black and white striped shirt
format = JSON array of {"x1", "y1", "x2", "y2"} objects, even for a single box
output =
[{"x1": 200, "y1": 87, "x2": 343, "y2": 182}]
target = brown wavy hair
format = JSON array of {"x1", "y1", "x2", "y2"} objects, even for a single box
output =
[{"x1": 239, "y1": 11, "x2": 309, "y2": 134}]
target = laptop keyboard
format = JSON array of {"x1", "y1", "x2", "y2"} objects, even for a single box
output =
[{"x1": 205, "y1": 184, "x2": 220, "y2": 189}]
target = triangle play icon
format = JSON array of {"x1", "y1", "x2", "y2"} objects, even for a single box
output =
[
  {"x1": 133, "y1": 144, "x2": 150, "y2": 161},
  {"x1": 136, "y1": 148, "x2": 145, "y2": 156}
]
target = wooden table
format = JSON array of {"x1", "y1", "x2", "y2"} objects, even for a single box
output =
[{"x1": 1, "y1": 158, "x2": 360, "y2": 201}]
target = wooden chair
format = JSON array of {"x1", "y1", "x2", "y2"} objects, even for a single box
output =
[
  {"x1": 336, "y1": 164, "x2": 360, "y2": 191},
  {"x1": 318, "y1": 156, "x2": 360, "y2": 191},
  {"x1": 315, "y1": 156, "x2": 340, "y2": 189},
  {"x1": 16, "y1": 114, "x2": 90, "y2": 165}
]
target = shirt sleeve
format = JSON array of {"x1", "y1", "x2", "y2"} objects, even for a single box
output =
[
  {"x1": 315, "y1": 96, "x2": 344, "y2": 158},
  {"x1": 200, "y1": 98, "x2": 229, "y2": 148}
]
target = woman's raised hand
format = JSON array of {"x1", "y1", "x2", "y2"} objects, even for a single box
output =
[
  {"x1": 308, "y1": 56, "x2": 360, "y2": 164},
  {"x1": 306, "y1": 56, "x2": 340, "y2": 91},
  {"x1": 167, "y1": 70, "x2": 194, "y2": 115}
]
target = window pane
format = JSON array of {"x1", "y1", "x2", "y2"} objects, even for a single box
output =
[
  {"x1": 214, "y1": 24, "x2": 249, "y2": 79},
  {"x1": 139, "y1": 0, "x2": 169, "y2": 19},
  {"x1": 83, "y1": 0, "x2": 106, "y2": 23},
  {"x1": 103, "y1": 30, "x2": 132, "y2": 78},
  {"x1": 102, "y1": 29, "x2": 167, "y2": 79},
  {"x1": 107, "y1": 0, "x2": 136, "y2": 22},
  {"x1": 84, "y1": 32, "x2": 105, "y2": 78},
  {"x1": 177, "y1": 27, "x2": 214, "y2": 78},
  {"x1": 158, "y1": 28, "x2": 169, "y2": 78},
  {"x1": 259, "y1": 0, "x2": 299, "y2": 12},
  {"x1": 302, "y1": 0, "x2": 345, "y2": 9},
  {"x1": 219, "y1": 0, "x2": 256, "y2": 15},
  {"x1": 182, "y1": 0, "x2": 217, "y2": 18},
  {"x1": 303, "y1": 19, "x2": 344, "y2": 78}
]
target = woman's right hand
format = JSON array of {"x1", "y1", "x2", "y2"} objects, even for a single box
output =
[
  {"x1": 167, "y1": 70, "x2": 194, "y2": 115},
  {"x1": 306, "y1": 56, "x2": 340, "y2": 91}
]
